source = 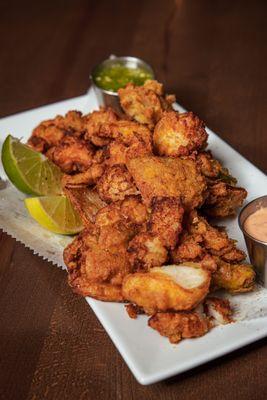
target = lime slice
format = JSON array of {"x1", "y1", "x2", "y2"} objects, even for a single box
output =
[
  {"x1": 24, "y1": 195, "x2": 83, "y2": 235},
  {"x1": 1, "y1": 135, "x2": 62, "y2": 195}
]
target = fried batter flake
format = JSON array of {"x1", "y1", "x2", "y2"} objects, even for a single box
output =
[
  {"x1": 56, "y1": 110, "x2": 85, "y2": 134},
  {"x1": 148, "y1": 196, "x2": 184, "y2": 249},
  {"x1": 97, "y1": 164, "x2": 139, "y2": 203},
  {"x1": 83, "y1": 107, "x2": 118, "y2": 146},
  {"x1": 204, "y1": 297, "x2": 233, "y2": 325},
  {"x1": 203, "y1": 181, "x2": 247, "y2": 218},
  {"x1": 95, "y1": 196, "x2": 148, "y2": 231},
  {"x1": 196, "y1": 151, "x2": 237, "y2": 184},
  {"x1": 148, "y1": 310, "x2": 212, "y2": 344},
  {"x1": 125, "y1": 304, "x2": 144, "y2": 319},
  {"x1": 128, "y1": 232, "x2": 168, "y2": 271}
]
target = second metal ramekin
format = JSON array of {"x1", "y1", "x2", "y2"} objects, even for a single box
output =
[{"x1": 239, "y1": 195, "x2": 267, "y2": 287}]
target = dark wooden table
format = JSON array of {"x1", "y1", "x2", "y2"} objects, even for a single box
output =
[{"x1": 0, "y1": 1, "x2": 267, "y2": 399}]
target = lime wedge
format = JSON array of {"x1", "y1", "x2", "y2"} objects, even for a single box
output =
[
  {"x1": 1, "y1": 134, "x2": 62, "y2": 195},
  {"x1": 24, "y1": 195, "x2": 83, "y2": 235}
]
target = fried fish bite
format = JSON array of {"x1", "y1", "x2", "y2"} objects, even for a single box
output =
[
  {"x1": 212, "y1": 259, "x2": 255, "y2": 293},
  {"x1": 94, "y1": 196, "x2": 148, "y2": 251},
  {"x1": 100, "y1": 120, "x2": 152, "y2": 165},
  {"x1": 95, "y1": 195, "x2": 148, "y2": 229},
  {"x1": 28, "y1": 123, "x2": 65, "y2": 153},
  {"x1": 97, "y1": 164, "x2": 139, "y2": 203},
  {"x1": 83, "y1": 107, "x2": 118, "y2": 146},
  {"x1": 127, "y1": 232, "x2": 168, "y2": 271},
  {"x1": 193, "y1": 151, "x2": 246, "y2": 217},
  {"x1": 61, "y1": 148, "x2": 107, "y2": 186},
  {"x1": 127, "y1": 156, "x2": 207, "y2": 210},
  {"x1": 203, "y1": 182, "x2": 247, "y2": 218},
  {"x1": 100, "y1": 120, "x2": 152, "y2": 147},
  {"x1": 46, "y1": 136, "x2": 95, "y2": 174},
  {"x1": 94, "y1": 119, "x2": 152, "y2": 166},
  {"x1": 122, "y1": 264, "x2": 211, "y2": 314},
  {"x1": 204, "y1": 297, "x2": 233, "y2": 325},
  {"x1": 64, "y1": 225, "x2": 132, "y2": 301},
  {"x1": 107, "y1": 138, "x2": 151, "y2": 166},
  {"x1": 148, "y1": 196, "x2": 184, "y2": 249},
  {"x1": 171, "y1": 219, "x2": 245, "y2": 270},
  {"x1": 28, "y1": 110, "x2": 85, "y2": 153},
  {"x1": 148, "y1": 310, "x2": 211, "y2": 344},
  {"x1": 127, "y1": 196, "x2": 184, "y2": 270},
  {"x1": 64, "y1": 196, "x2": 149, "y2": 300},
  {"x1": 191, "y1": 214, "x2": 245, "y2": 260},
  {"x1": 118, "y1": 80, "x2": 175, "y2": 128},
  {"x1": 153, "y1": 111, "x2": 208, "y2": 157}
]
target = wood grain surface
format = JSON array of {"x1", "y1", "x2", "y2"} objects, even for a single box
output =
[{"x1": 0, "y1": 1, "x2": 266, "y2": 399}]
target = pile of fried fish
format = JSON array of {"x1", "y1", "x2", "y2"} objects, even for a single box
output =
[{"x1": 28, "y1": 80, "x2": 255, "y2": 344}]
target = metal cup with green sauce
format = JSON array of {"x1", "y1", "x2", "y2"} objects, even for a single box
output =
[{"x1": 91, "y1": 56, "x2": 154, "y2": 115}]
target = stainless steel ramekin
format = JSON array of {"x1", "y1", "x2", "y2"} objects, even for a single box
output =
[
  {"x1": 90, "y1": 55, "x2": 154, "y2": 116},
  {"x1": 238, "y1": 195, "x2": 267, "y2": 287}
]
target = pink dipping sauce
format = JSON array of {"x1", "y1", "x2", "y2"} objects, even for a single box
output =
[{"x1": 244, "y1": 207, "x2": 267, "y2": 243}]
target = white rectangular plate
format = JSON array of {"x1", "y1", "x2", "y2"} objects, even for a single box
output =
[{"x1": 0, "y1": 91, "x2": 267, "y2": 385}]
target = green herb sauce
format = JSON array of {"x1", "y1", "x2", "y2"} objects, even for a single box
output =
[{"x1": 93, "y1": 62, "x2": 153, "y2": 92}]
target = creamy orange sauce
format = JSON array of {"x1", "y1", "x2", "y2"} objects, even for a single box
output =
[{"x1": 244, "y1": 207, "x2": 267, "y2": 242}]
